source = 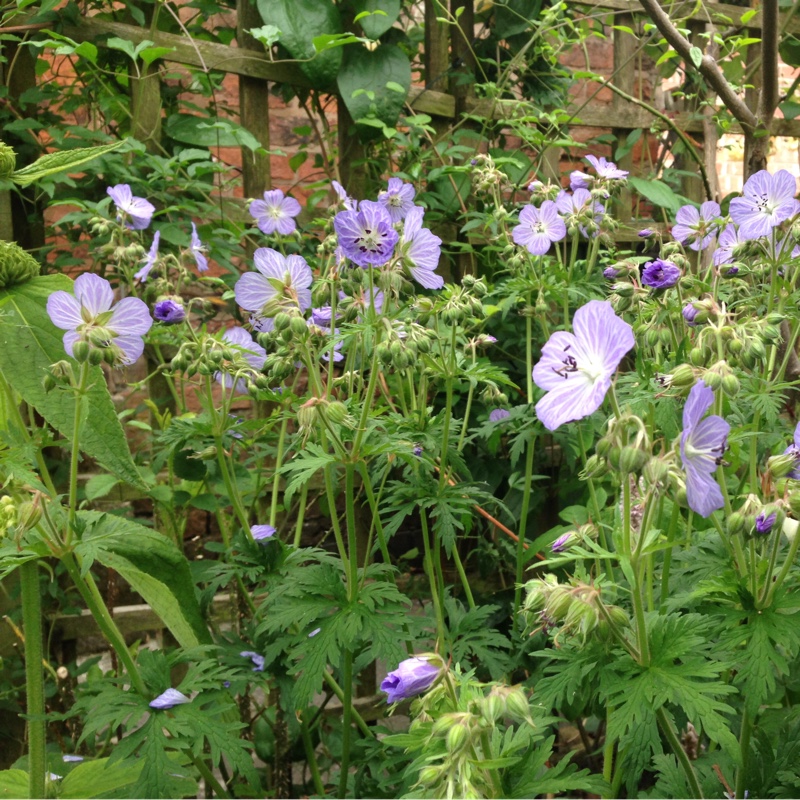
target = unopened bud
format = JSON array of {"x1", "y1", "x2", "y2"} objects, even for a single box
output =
[{"x1": 72, "y1": 340, "x2": 90, "y2": 363}]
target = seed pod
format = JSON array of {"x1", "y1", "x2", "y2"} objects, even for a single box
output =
[{"x1": 619, "y1": 446, "x2": 649, "y2": 474}]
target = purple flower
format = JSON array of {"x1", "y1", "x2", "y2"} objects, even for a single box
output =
[
  {"x1": 551, "y1": 531, "x2": 575, "y2": 552},
  {"x1": 135, "y1": 231, "x2": 160, "y2": 282},
  {"x1": 240, "y1": 650, "x2": 266, "y2": 672},
  {"x1": 107, "y1": 184, "x2": 155, "y2": 230},
  {"x1": 154, "y1": 298, "x2": 186, "y2": 324},
  {"x1": 332, "y1": 180, "x2": 357, "y2": 211},
  {"x1": 569, "y1": 171, "x2": 590, "y2": 191},
  {"x1": 755, "y1": 511, "x2": 777, "y2": 535},
  {"x1": 399, "y1": 206, "x2": 444, "y2": 289},
  {"x1": 672, "y1": 201, "x2": 721, "y2": 251},
  {"x1": 713, "y1": 225, "x2": 743, "y2": 266},
  {"x1": 638, "y1": 228, "x2": 654, "y2": 238},
  {"x1": 62, "y1": 755, "x2": 84, "y2": 763},
  {"x1": 216, "y1": 326, "x2": 267, "y2": 394},
  {"x1": 380, "y1": 657, "x2": 441, "y2": 704},
  {"x1": 251, "y1": 524, "x2": 276, "y2": 542},
  {"x1": 334, "y1": 200, "x2": 399, "y2": 267},
  {"x1": 729, "y1": 169, "x2": 798, "y2": 240},
  {"x1": 682, "y1": 303, "x2": 700, "y2": 326},
  {"x1": 512, "y1": 201, "x2": 566, "y2": 256},
  {"x1": 642, "y1": 258, "x2": 681, "y2": 289},
  {"x1": 46, "y1": 273, "x2": 153, "y2": 366},
  {"x1": 603, "y1": 267, "x2": 619, "y2": 280},
  {"x1": 585, "y1": 155, "x2": 629, "y2": 180},
  {"x1": 489, "y1": 408, "x2": 510, "y2": 422},
  {"x1": 189, "y1": 223, "x2": 208, "y2": 272},
  {"x1": 412, "y1": 445, "x2": 423, "y2": 457},
  {"x1": 249, "y1": 189, "x2": 302, "y2": 236},
  {"x1": 378, "y1": 177, "x2": 416, "y2": 223},
  {"x1": 782, "y1": 422, "x2": 800, "y2": 479},
  {"x1": 532, "y1": 300, "x2": 634, "y2": 431},
  {"x1": 235, "y1": 248, "x2": 313, "y2": 320},
  {"x1": 680, "y1": 380, "x2": 729, "y2": 518},
  {"x1": 555, "y1": 189, "x2": 604, "y2": 237},
  {"x1": 149, "y1": 688, "x2": 191, "y2": 710},
  {"x1": 308, "y1": 627, "x2": 321, "y2": 637},
  {"x1": 527, "y1": 180, "x2": 543, "y2": 193},
  {"x1": 308, "y1": 308, "x2": 343, "y2": 362}
]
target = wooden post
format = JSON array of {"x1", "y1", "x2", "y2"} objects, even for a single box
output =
[
  {"x1": 612, "y1": 14, "x2": 636, "y2": 222},
  {"x1": 425, "y1": 0, "x2": 450, "y2": 94},
  {"x1": 237, "y1": 0, "x2": 271, "y2": 200}
]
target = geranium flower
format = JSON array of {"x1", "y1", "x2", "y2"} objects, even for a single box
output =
[
  {"x1": 532, "y1": 300, "x2": 634, "y2": 431},
  {"x1": 46, "y1": 273, "x2": 152, "y2": 366},
  {"x1": 334, "y1": 200, "x2": 398, "y2": 267},
  {"x1": 308, "y1": 306, "x2": 344, "y2": 362},
  {"x1": 555, "y1": 189, "x2": 604, "y2": 237},
  {"x1": 107, "y1": 184, "x2": 155, "y2": 230},
  {"x1": 642, "y1": 259, "x2": 681, "y2": 289},
  {"x1": 216, "y1": 326, "x2": 267, "y2": 394},
  {"x1": 782, "y1": 421, "x2": 800, "y2": 479},
  {"x1": 755, "y1": 510, "x2": 777, "y2": 534},
  {"x1": 569, "y1": 171, "x2": 590, "y2": 191},
  {"x1": 585, "y1": 155, "x2": 629, "y2": 180},
  {"x1": 680, "y1": 380, "x2": 729, "y2": 518},
  {"x1": 249, "y1": 189, "x2": 302, "y2": 236},
  {"x1": 489, "y1": 408, "x2": 510, "y2": 422},
  {"x1": 712, "y1": 224, "x2": 742, "y2": 266},
  {"x1": 729, "y1": 169, "x2": 798, "y2": 240},
  {"x1": 378, "y1": 177, "x2": 416, "y2": 223},
  {"x1": 149, "y1": 688, "x2": 191, "y2": 710},
  {"x1": 380, "y1": 657, "x2": 441, "y2": 703},
  {"x1": 332, "y1": 180, "x2": 357, "y2": 211},
  {"x1": 512, "y1": 201, "x2": 566, "y2": 256},
  {"x1": 234, "y1": 248, "x2": 313, "y2": 319},
  {"x1": 399, "y1": 206, "x2": 443, "y2": 289},
  {"x1": 154, "y1": 297, "x2": 185, "y2": 324},
  {"x1": 189, "y1": 223, "x2": 208, "y2": 272},
  {"x1": 240, "y1": 651, "x2": 266, "y2": 671},
  {"x1": 251, "y1": 524, "x2": 276, "y2": 542},
  {"x1": 134, "y1": 231, "x2": 160, "y2": 282},
  {"x1": 672, "y1": 201, "x2": 721, "y2": 251}
]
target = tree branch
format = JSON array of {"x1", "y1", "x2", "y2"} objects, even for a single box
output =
[{"x1": 637, "y1": 0, "x2": 758, "y2": 130}]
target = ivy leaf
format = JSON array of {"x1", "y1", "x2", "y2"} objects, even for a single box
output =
[{"x1": 353, "y1": 0, "x2": 401, "y2": 38}]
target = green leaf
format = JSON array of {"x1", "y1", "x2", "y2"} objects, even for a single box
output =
[
  {"x1": 77, "y1": 511, "x2": 211, "y2": 648},
  {"x1": 0, "y1": 275, "x2": 145, "y2": 489},
  {"x1": 628, "y1": 176, "x2": 684, "y2": 214},
  {"x1": 337, "y1": 44, "x2": 410, "y2": 134},
  {"x1": 249, "y1": 25, "x2": 283, "y2": 48},
  {"x1": 59, "y1": 757, "x2": 143, "y2": 798},
  {"x1": 780, "y1": 100, "x2": 800, "y2": 120},
  {"x1": 165, "y1": 114, "x2": 263, "y2": 150},
  {"x1": 256, "y1": 0, "x2": 342, "y2": 88},
  {"x1": 353, "y1": 0, "x2": 401, "y2": 38},
  {"x1": 11, "y1": 140, "x2": 127, "y2": 187},
  {"x1": 689, "y1": 46, "x2": 703, "y2": 67},
  {"x1": 84, "y1": 473, "x2": 120, "y2": 502},
  {"x1": 0, "y1": 770, "x2": 28, "y2": 799}
]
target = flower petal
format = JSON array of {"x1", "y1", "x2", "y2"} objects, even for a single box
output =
[
  {"x1": 46, "y1": 291, "x2": 83, "y2": 330},
  {"x1": 572, "y1": 300, "x2": 634, "y2": 374},
  {"x1": 108, "y1": 297, "x2": 153, "y2": 337},
  {"x1": 235, "y1": 273, "x2": 274, "y2": 311},
  {"x1": 74, "y1": 273, "x2": 114, "y2": 316}
]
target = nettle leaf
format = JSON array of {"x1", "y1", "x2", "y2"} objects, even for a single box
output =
[
  {"x1": 0, "y1": 275, "x2": 145, "y2": 489},
  {"x1": 76, "y1": 511, "x2": 210, "y2": 648},
  {"x1": 337, "y1": 44, "x2": 410, "y2": 134},
  {"x1": 256, "y1": 0, "x2": 342, "y2": 88},
  {"x1": 11, "y1": 140, "x2": 127, "y2": 187},
  {"x1": 353, "y1": 0, "x2": 401, "y2": 38}
]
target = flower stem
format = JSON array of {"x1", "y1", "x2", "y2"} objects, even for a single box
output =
[
  {"x1": 513, "y1": 433, "x2": 535, "y2": 628},
  {"x1": 420, "y1": 510, "x2": 447, "y2": 651},
  {"x1": 67, "y1": 362, "x2": 91, "y2": 546},
  {"x1": 656, "y1": 706, "x2": 703, "y2": 799},
  {"x1": 20, "y1": 560, "x2": 46, "y2": 800}
]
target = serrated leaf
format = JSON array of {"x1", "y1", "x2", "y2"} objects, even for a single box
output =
[
  {"x1": 256, "y1": 0, "x2": 342, "y2": 88},
  {"x1": 11, "y1": 141, "x2": 126, "y2": 187},
  {"x1": 84, "y1": 473, "x2": 120, "y2": 502},
  {"x1": 77, "y1": 511, "x2": 210, "y2": 648},
  {"x1": 0, "y1": 275, "x2": 146, "y2": 489}
]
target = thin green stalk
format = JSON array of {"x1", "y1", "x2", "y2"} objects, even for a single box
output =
[
  {"x1": 656, "y1": 706, "x2": 704, "y2": 799},
  {"x1": 293, "y1": 481, "x2": 310, "y2": 549},
  {"x1": 20, "y1": 561, "x2": 46, "y2": 800},
  {"x1": 301, "y1": 711, "x2": 326, "y2": 797},
  {"x1": 659, "y1": 502, "x2": 680, "y2": 613},
  {"x1": 735, "y1": 706, "x2": 752, "y2": 800},
  {"x1": 270, "y1": 414, "x2": 290, "y2": 527},
  {"x1": 67, "y1": 362, "x2": 91, "y2": 546},
  {"x1": 451, "y1": 547, "x2": 476, "y2": 609},
  {"x1": 758, "y1": 529, "x2": 782, "y2": 608},
  {"x1": 192, "y1": 754, "x2": 231, "y2": 798},
  {"x1": 61, "y1": 552, "x2": 147, "y2": 696},
  {"x1": 456, "y1": 347, "x2": 477, "y2": 452},
  {"x1": 337, "y1": 650, "x2": 354, "y2": 798},
  {"x1": 602, "y1": 704, "x2": 615, "y2": 795},
  {"x1": 513, "y1": 434, "x2": 535, "y2": 626},
  {"x1": 322, "y1": 672, "x2": 372, "y2": 738},
  {"x1": 420, "y1": 511, "x2": 447, "y2": 650}
]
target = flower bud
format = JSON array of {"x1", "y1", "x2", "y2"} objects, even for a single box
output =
[
  {"x1": 689, "y1": 347, "x2": 705, "y2": 366},
  {"x1": 274, "y1": 312, "x2": 291, "y2": 331},
  {"x1": 504, "y1": 687, "x2": 533, "y2": 724},
  {"x1": 727, "y1": 511, "x2": 748, "y2": 536},
  {"x1": 618, "y1": 445, "x2": 649, "y2": 474},
  {"x1": 481, "y1": 693, "x2": 505, "y2": 722},
  {"x1": 72, "y1": 340, "x2": 90, "y2": 363},
  {"x1": 325, "y1": 400, "x2": 348, "y2": 424},
  {"x1": 0, "y1": 142, "x2": 17, "y2": 178},
  {"x1": 580, "y1": 453, "x2": 608, "y2": 479},
  {"x1": 290, "y1": 316, "x2": 308, "y2": 336}
]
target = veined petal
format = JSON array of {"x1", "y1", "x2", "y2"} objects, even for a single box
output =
[
  {"x1": 682, "y1": 380, "x2": 714, "y2": 431},
  {"x1": 253, "y1": 248, "x2": 286, "y2": 279},
  {"x1": 108, "y1": 297, "x2": 153, "y2": 337},
  {"x1": 235, "y1": 273, "x2": 274, "y2": 311},
  {"x1": 572, "y1": 300, "x2": 634, "y2": 374},
  {"x1": 690, "y1": 414, "x2": 730, "y2": 455},
  {"x1": 47, "y1": 291, "x2": 83, "y2": 330},
  {"x1": 74, "y1": 273, "x2": 114, "y2": 316},
  {"x1": 532, "y1": 331, "x2": 579, "y2": 391},
  {"x1": 115, "y1": 334, "x2": 145, "y2": 365},
  {"x1": 535, "y1": 373, "x2": 606, "y2": 431},
  {"x1": 684, "y1": 459, "x2": 725, "y2": 517},
  {"x1": 410, "y1": 265, "x2": 444, "y2": 289},
  {"x1": 62, "y1": 330, "x2": 80, "y2": 357},
  {"x1": 285, "y1": 255, "x2": 313, "y2": 289}
]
